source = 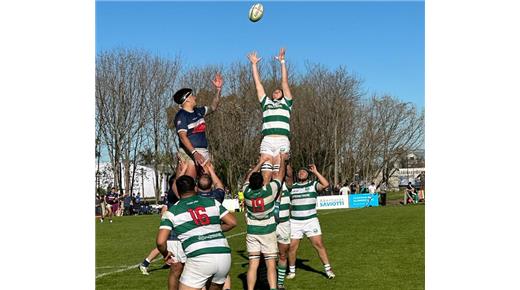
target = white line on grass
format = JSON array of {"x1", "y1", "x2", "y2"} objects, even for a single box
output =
[
  {"x1": 96, "y1": 265, "x2": 135, "y2": 269},
  {"x1": 96, "y1": 231, "x2": 247, "y2": 279}
]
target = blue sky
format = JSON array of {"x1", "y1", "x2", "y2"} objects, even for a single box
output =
[{"x1": 96, "y1": 1, "x2": 424, "y2": 108}]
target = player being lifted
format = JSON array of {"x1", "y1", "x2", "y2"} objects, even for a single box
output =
[
  {"x1": 243, "y1": 152, "x2": 288, "y2": 290},
  {"x1": 247, "y1": 48, "x2": 293, "y2": 185},
  {"x1": 287, "y1": 164, "x2": 336, "y2": 280},
  {"x1": 172, "y1": 73, "x2": 223, "y2": 179}
]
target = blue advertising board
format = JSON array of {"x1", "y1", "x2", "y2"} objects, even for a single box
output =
[{"x1": 348, "y1": 193, "x2": 379, "y2": 208}]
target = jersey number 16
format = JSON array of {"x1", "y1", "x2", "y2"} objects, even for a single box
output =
[{"x1": 188, "y1": 206, "x2": 210, "y2": 226}]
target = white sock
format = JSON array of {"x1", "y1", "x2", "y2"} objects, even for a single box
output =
[
  {"x1": 289, "y1": 265, "x2": 296, "y2": 273},
  {"x1": 324, "y1": 264, "x2": 331, "y2": 271}
]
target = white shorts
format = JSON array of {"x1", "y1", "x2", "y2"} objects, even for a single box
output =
[
  {"x1": 246, "y1": 232, "x2": 278, "y2": 254},
  {"x1": 276, "y1": 221, "x2": 291, "y2": 245},
  {"x1": 178, "y1": 147, "x2": 211, "y2": 164},
  {"x1": 167, "y1": 240, "x2": 187, "y2": 263},
  {"x1": 180, "y1": 253, "x2": 231, "y2": 288},
  {"x1": 290, "y1": 218, "x2": 322, "y2": 239},
  {"x1": 260, "y1": 136, "x2": 290, "y2": 157}
]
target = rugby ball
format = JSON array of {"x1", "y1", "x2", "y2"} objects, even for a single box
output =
[{"x1": 248, "y1": 3, "x2": 264, "y2": 22}]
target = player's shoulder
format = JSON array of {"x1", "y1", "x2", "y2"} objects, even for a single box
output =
[
  {"x1": 197, "y1": 195, "x2": 218, "y2": 206},
  {"x1": 195, "y1": 106, "x2": 207, "y2": 115}
]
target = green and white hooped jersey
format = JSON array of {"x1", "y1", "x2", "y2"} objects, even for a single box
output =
[
  {"x1": 244, "y1": 180, "x2": 281, "y2": 235},
  {"x1": 289, "y1": 181, "x2": 319, "y2": 220},
  {"x1": 260, "y1": 95, "x2": 293, "y2": 137},
  {"x1": 159, "y1": 195, "x2": 231, "y2": 258},
  {"x1": 277, "y1": 183, "x2": 291, "y2": 224}
]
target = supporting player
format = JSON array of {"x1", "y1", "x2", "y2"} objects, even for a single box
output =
[
  {"x1": 275, "y1": 164, "x2": 293, "y2": 290},
  {"x1": 173, "y1": 73, "x2": 223, "y2": 179},
  {"x1": 197, "y1": 162, "x2": 225, "y2": 203},
  {"x1": 243, "y1": 152, "x2": 288, "y2": 290},
  {"x1": 157, "y1": 175, "x2": 237, "y2": 290},
  {"x1": 287, "y1": 164, "x2": 336, "y2": 280},
  {"x1": 247, "y1": 48, "x2": 293, "y2": 185},
  {"x1": 197, "y1": 162, "x2": 232, "y2": 290},
  {"x1": 139, "y1": 162, "x2": 186, "y2": 290}
]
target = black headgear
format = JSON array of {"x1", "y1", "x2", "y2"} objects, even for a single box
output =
[{"x1": 173, "y1": 88, "x2": 192, "y2": 105}]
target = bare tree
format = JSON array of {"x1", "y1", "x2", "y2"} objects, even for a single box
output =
[{"x1": 96, "y1": 49, "x2": 149, "y2": 194}]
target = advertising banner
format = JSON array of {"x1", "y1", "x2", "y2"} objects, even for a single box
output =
[
  {"x1": 316, "y1": 195, "x2": 349, "y2": 210},
  {"x1": 348, "y1": 193, "x2": 379, "y2": 208}
]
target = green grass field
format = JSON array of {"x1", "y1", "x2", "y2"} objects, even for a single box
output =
[{"x1": 96, "y1": 204, "x2": 424, "y2": 290}]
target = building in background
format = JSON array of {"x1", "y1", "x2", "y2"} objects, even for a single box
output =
[{"x1": 96, "y1": 162, "x2": 168, "y2": 199}]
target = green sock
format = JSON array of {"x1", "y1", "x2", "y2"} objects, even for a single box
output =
[{"x1": 277, "y1": 264, "x2": 286, "y2": 286}]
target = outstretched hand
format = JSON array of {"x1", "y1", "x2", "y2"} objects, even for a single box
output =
[
  {"x1": 211, "y1": 72, "x2": 223, "y2": 90},
  {"x1": 275, "y1": 48, "x2": 286, "y2": 62},
  {"x1": 203, "y1": 161, "x2": 215, "y2": 174},
  {"x1": 177, "y1": 156, "x2": 189, "y2": 175},
  {"x1": 247, "y1": 51, "x2": 262, "y2": 64},
  {"x1": 308, "y1": 164, "x2": 318, "y2": 174}
]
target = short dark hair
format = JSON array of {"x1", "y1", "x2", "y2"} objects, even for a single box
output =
[
  {"x1": 176, "y1": 175, "x2": 196, "y2": 195},
  {"x1": 248, "y1": 172, "x2": 263, "y2": 190},
  {"x1": 168, "y1": 174, "x2": 176, "y2": 188},
  {"x1": 167, "y1": 190, "x2": 178, "y2": 204},
  {"x1": 198, "y1": 174, "x2": 213, "y2": 190}
]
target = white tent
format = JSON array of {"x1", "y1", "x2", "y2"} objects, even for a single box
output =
[{"x1": 96, "y1": 162, "x2": 168, "y2": 199}]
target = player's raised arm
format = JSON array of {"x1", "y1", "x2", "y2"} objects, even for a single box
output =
[
  {"x1": 272, "y1": 152, "x2": 288, "y2": 195},
  {"x1": 172, "y1": 157, "x2": 188, "y2": 199},
  {"x1": 207, "y1": 72, "x2": 223, "y2": 115},
  {"x1": 285, "y1": 163, "x2": 294, "y2": 188},
  {"x1": 204, "y1": 161, "x2": 224, "y2": 190},
  {"x1": 276, "y1": 48, "x2": 293, "y2": 100},
  {"x1": 247, "y1": 51, "x2": 266, "y2": 101},
  {"x1": 308, "y1": 164, "x2": 329, "y2": 192}
]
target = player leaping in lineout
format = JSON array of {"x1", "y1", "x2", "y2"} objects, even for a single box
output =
[
  {"x1": 172, "y1": 73, "x2": 223, "y2": 179},
  {"x1": 247, "y1": 48, "x2": 293, "y2": 185}
]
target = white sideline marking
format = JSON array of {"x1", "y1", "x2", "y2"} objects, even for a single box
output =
[
  {"x1": 226, "y1": 231, "x2": 246, "y2": 239},
  {"x1": 96, "y1": 265, "x2": 134, "y2": 269},
  {"x1": 96, "y1": 231, "x2": 247, "y2": 279},
  {"x1": 96, "y1": 264, "x2": 141, "y2": 279}
]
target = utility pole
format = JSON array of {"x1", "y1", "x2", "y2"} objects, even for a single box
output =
[{"x1": 333, "y1": 122, "x2": 338, "y2": 187}]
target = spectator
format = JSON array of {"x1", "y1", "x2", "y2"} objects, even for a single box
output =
[
  {"x1": 334, "y1": 184, "x2": 340, "y2": 195},
  {"x1": 350, "y1": 182, "x2": 357, "y2": 194},
  {"x1": 99, "y1": 193, "x2": 106, "y2": 221},
  {"x1": 237, "y1": 190, "x2": 245, "y2": 212},
  {"x1": 368, "y1": 182, "x2": 377, "y2": 194},
  {"x1": 117, "y1": 192, "x2": 124, "y2": 216},
  {"x1": 378, "y1": 181, "x2": 388, "y2": 206},
  {"x1": 95, "y1": 194, "x2": 102, "y2": 216},
  {"x1": 123, "y1": 194, "x2": 132, "y2": 215},
  {"x1": 135, "y1": 192, "x2": 142, "y2": 205},
  {"x1": 404, "y1": 182, "x2": 417, "y2": 204},
  {"x1": 339, "y1": 183, "x2": 351, "y2": 196}
]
